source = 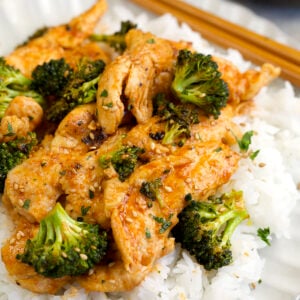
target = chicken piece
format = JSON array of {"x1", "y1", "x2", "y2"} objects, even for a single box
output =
[
  {"x1": 2, "y1": 104, "x2": 103, "y2": 223},
  {"x1": 78, "y1": 140, "x2": 240, "y2": 292},
  {"x1": 5, "y1": 0, "x2": 108, "y2": 77},
  {"x1": 2, "y1": 151, "x2": 67, "y2": 223},
  {"x1": 50, "y1": 103, "x2": 105, "y2": 154},
  {"x1": 62, "y1": 128, "x2": 129, "y2": 226},
  {"x1": 97, "y1": 55, "x2": 132, "y2": 134},
  {"x1": 0, "y1": 96, "x2": 43, "y2": 142},
  {"x1": 97, "y1": 29, "x2": 189, "y2": 134},
  {"x1": 123, "y1": 105, "x2": 240, "y2": 161},
  {"x1": 1, "y1": 221, "x2": 71, "y2": 294},
  {"x1": 213, "y1": 56, "x2": 280, "y2": 109},
  {"x1": 63, "y1": 42, "x2": 111, "y2": 69}
]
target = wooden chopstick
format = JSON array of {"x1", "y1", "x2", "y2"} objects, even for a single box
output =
[{"x1": 130, "y1": 0, "x2": 300, "y2": 87}]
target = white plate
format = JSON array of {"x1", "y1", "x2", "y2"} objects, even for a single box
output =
[{"x1": 0, "y1": 0, "x2": 299, "y2": 299}]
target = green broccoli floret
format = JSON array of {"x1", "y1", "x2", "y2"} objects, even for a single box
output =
[
  {"x1": 153, "y1": 93, "x2": 199, "y2": 146},
  {"x1": 46, "y1": 58, "x2": 106, "y2": 122},
  {"x1": 0, "y1": 57, "x2": 45, "y2": 118},
  {"x1": 140, "y1": 178, "x2": 164, "y2": 207},
  {"x1": 172, "y1": 190, "x2": 249, "y2": 270},
  {"x1": 171, "y1": 49, "x2": 229, "y2": 119},
  {"x1": 90, "y1": 20, "x2": 137, "y2": 52},
  {"x1": 31, "y1": 58, "x2": 73, "y2": 97},
  {"x1": 0, "y1": 132, "x2": 38, "y2": 192},
  {"x1": 16, "y1": 202, "x2": 108, "y2": 278},
  {"x1": 99, "y1": 145, "x2": 144, "y2": 182}
]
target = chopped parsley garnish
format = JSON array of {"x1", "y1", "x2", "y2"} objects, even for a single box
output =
[
  {"x1": 145, "y1": 228, "x2": 151, "y2": 239},
  {"x1": 100, "y1": 89, "x2": 108, "y2": 97},
  {"x1": 81, "y1": 205, "x2": 91, "y2": 216},
  {"x1": 22, "y1": 199, "x2": 31, "y2": 210},
  {"x1": 257, "y1": 227, "x2": 271, "y2": 246},
  {"x1": 152, "y1": 214, "x2": 173, "y2": 233},
  {"x1": 249, "y1": 149, "x2": 260, "y2": 160},
  {"x1": 232, "y1": 130, "x2": 254, "y2": 152},
  {"x1": 88, "y1": 189, "x2": 95, "y2": 199},
  {"x1": 237, "y1": 130, "x2": 254, "y2": 152}
]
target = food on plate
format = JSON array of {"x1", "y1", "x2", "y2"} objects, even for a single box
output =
[
  {"x1": 172, "y1": 190, "x2": 249, "y2": 271},
  {"x1": 1, "y1": 0, "x2": 298, "y2": 299},
  {"x1": 16, "y1": 202, "x2": 108, "y2": 278}
]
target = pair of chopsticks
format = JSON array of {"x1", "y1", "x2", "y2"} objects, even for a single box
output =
[{"x1": 130, "y1": 0, "x2": 300, "y2": 87}]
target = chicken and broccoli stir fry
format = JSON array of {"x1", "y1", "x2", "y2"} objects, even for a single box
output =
[{"x1": 0, "y1": 0, "x2": 281, "y2": 295}]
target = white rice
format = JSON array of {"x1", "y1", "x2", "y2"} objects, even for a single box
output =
[{"x1": 0, "y1": 2, "x2": 300, "y2": 300}]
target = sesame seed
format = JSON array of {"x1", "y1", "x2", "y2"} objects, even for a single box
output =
[
  {"x1": 258, "y1": 162, "x2": 266, "y2": 168},
  {"x1": 74, "y1": 247, "x2": 81, "y2": 252},
  {"x1": 89, "y1": 132, "x2": 95, "y2": 140},
  {"x1": 185, "y1": 178, "x2": 192, "y2": 183},
  {"x1": 80, "y1": 253, "x2": 88, "y2": 260},
  {"x1": 88, "y1": 268, "x2": 94, "y2": 275},
  {"x1": 18, "y1": 199, "x2": 24, "y2": 206},
  {"x1": 126, "y1": 217, "x2": 133, "y2": 223},
  {"x1": 108, "y1": 262, "x2": 115, "y2": 268},
  {"x1": 150, "y1": 142, "x2": 155, "y2": 150},
  {"x1": 9, "y1": 238, "x2": 16, "y2": 245},
  {"x1": 89, "y1": 185, "x2": 95, "y2": 192},
  {"x1": 88, "y1": 120, "x2": 97, "y2": 131},
  {"x1": 61, "y1": 252, "x2": 68, "y2": 258},
  {"x1": 164, "y1": 186, "x2": 173, "y2": 192},
  {"x1": 16, "y1": 231, "x2": 25, "y2": 240},
  {"x1": 13, "y1": 183, "x2": 19, "y2": 190},
  {"x1": 132, "y1": 211, "x2": 138, "y2": 217}
]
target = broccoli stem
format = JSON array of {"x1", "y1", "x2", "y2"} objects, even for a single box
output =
[{"x1": 220, "y1": 210, "x2": 248, "y2": 247}]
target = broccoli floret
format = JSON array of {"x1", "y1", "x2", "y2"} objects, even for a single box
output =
[
  {"x1": 46, "y1": 58, "x2": 106, "y2": 122},
  {"x1": 153, "y1": 93, "x2": 199, "y2": 145},
  {"x1": 31, "y1": 58, "x2": 73, "y2": 97},
  {"x1": 171, "y1": 50, "x2": 229, "y2": 119},
  {"x1": 0, "y1": 132, "x2": 38, "y2": 192},
  {"x1": 172, "y1": 190, "x2": 248, "y2": 270},
  {"x1": 90, "y1": 20, "x2": 137, "y2": 52},
  {"x1": 140, "y1": 178, "x2": 164, "y2": 207},
  {"x1": 0, "y1": 57, "x2": 44, "y2": 118},
  {"x1": 99, "y1": 145, "x2": 144, "y2": 182},
  {"x1": 16, "y1": 202, "x2": 108, "y2": 278}
]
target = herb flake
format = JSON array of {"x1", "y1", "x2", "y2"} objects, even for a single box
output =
[{"x1": 257, "y1": 227, "x2": 271, "y2": 246}]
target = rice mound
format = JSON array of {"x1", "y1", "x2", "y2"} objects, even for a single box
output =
[{"x1": 0, "y1": 2, "x2": 300, "y2": 300}]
